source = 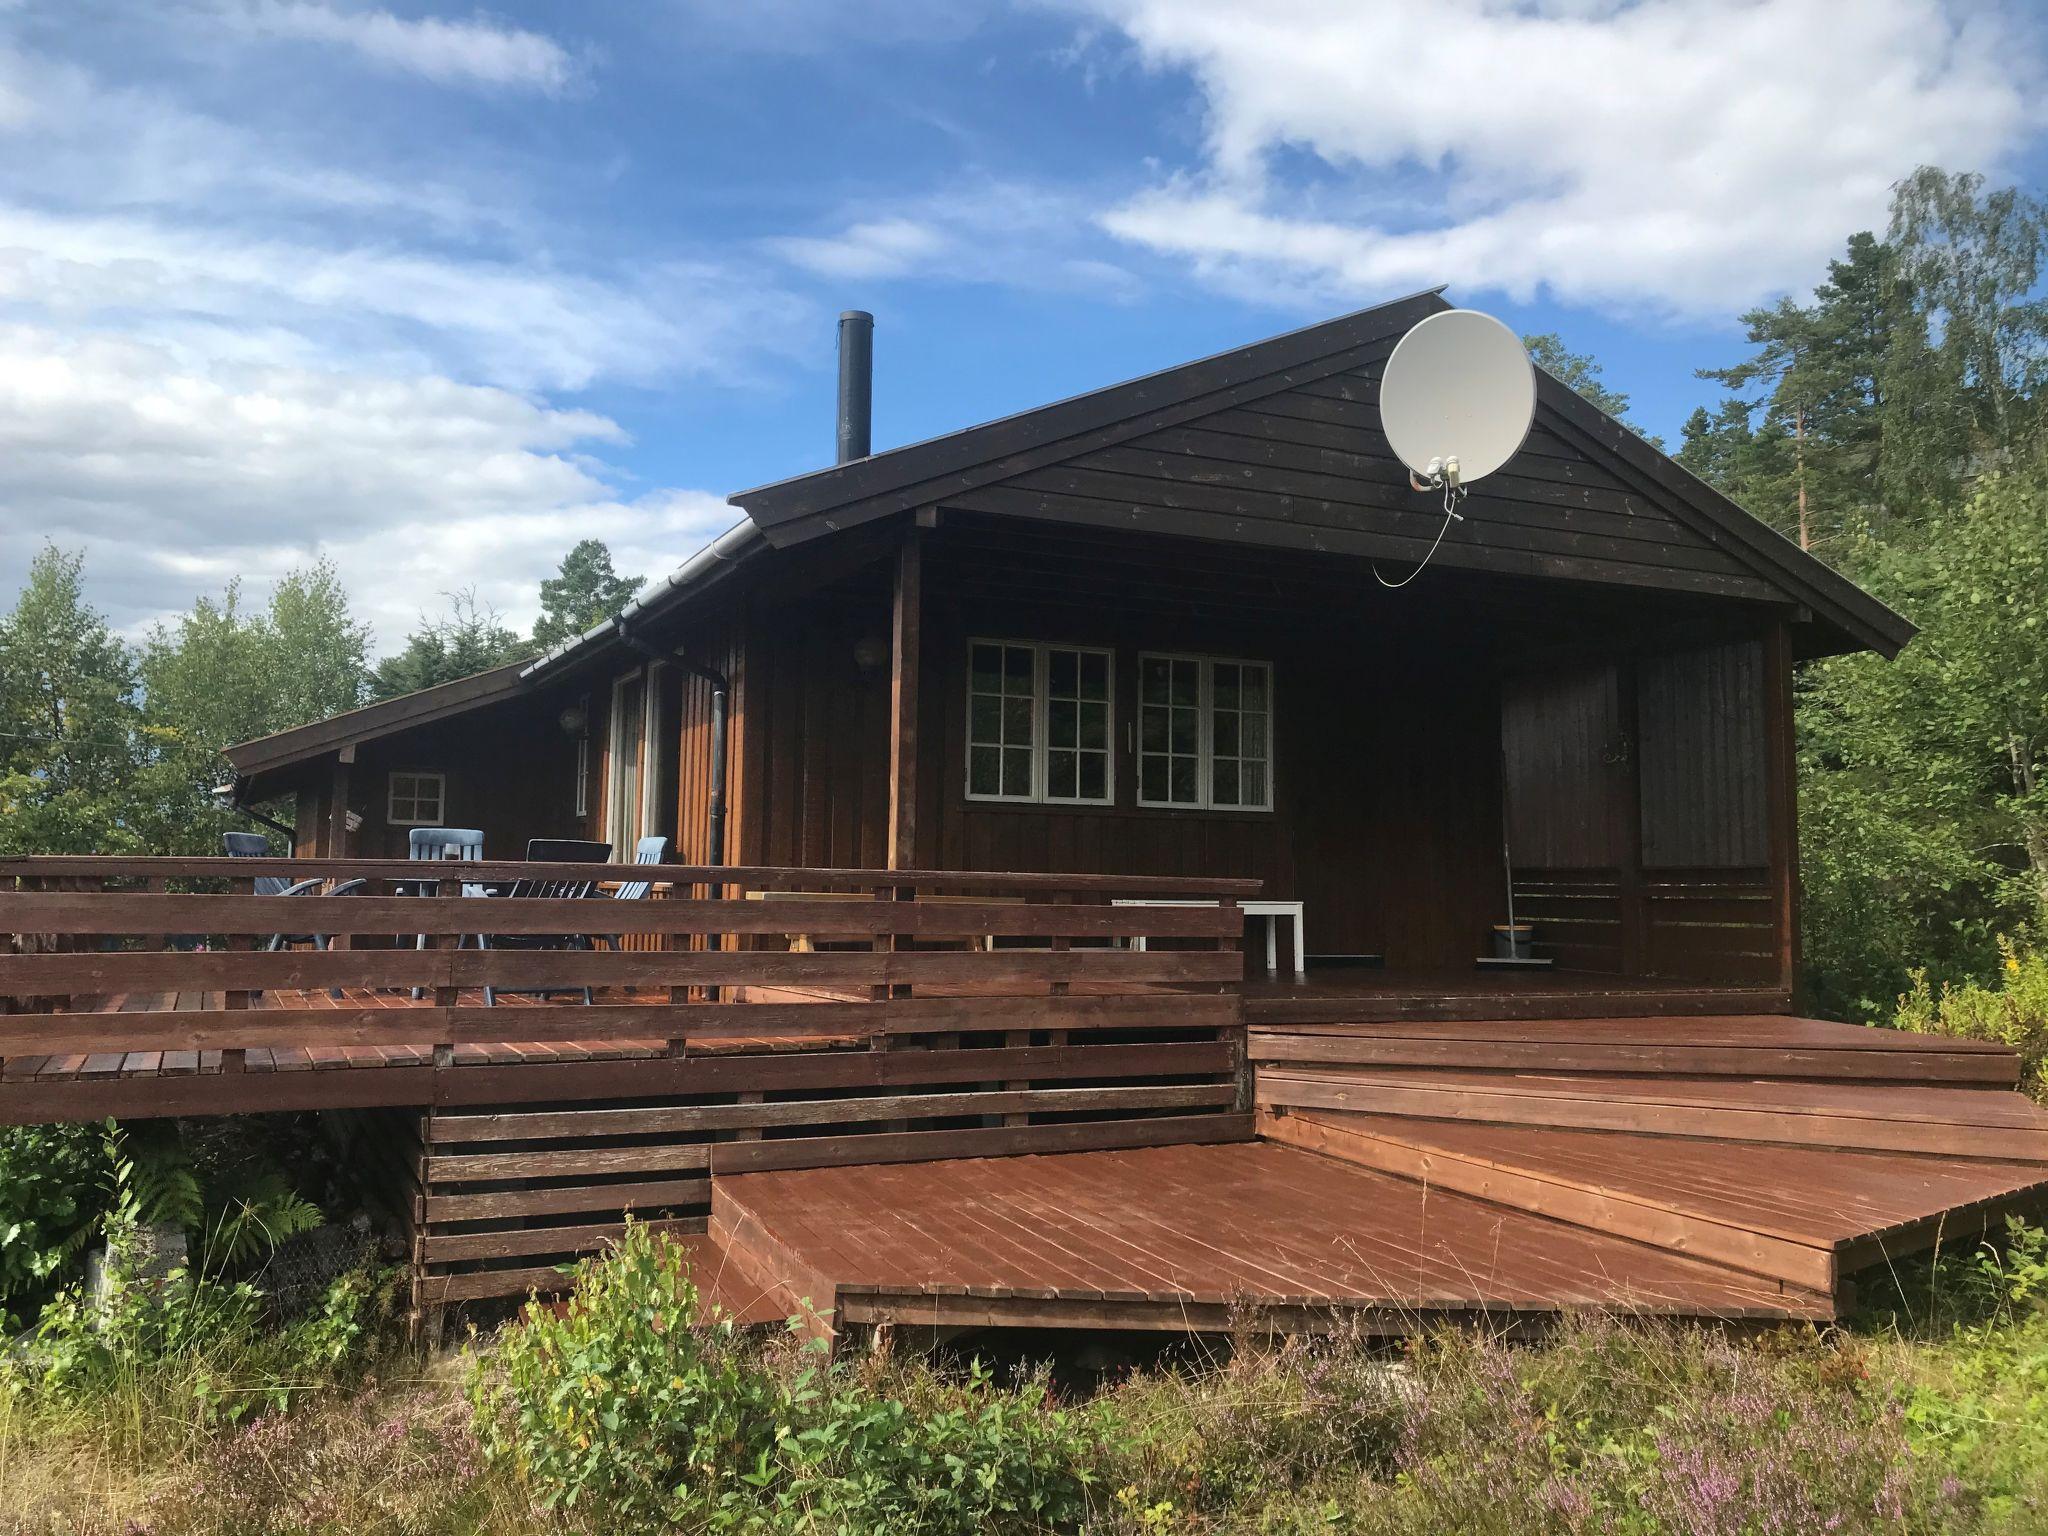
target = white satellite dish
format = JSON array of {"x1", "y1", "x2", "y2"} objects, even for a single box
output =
[{"x1": 1379, "y1": 309, "x2": 1535, "y2": 491}]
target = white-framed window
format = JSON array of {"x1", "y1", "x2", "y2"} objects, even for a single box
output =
[
  {"x1": 1138, "y1": 654, "x2": 1273, "y2": 811},
  {"x1": 386, "y1": 770, "x2": 446, "y2": 826},
  {"x1": 965, "y1": 639, "x2": 1113, "y2": 805},
  {"x1": 573, "y1": 730, "x2": 591, "y2": 819}
]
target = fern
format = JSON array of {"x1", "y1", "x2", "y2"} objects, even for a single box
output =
[{"x1": 203, "y1": 1176, "x2": 324, "y2": 1268}]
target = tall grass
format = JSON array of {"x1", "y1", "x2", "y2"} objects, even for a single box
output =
[{"x1": 2, "y1": 1219, "x2": 2044, "y2": 1535}]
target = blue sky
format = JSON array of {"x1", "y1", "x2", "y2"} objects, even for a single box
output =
[{"x1": 2, "y1": 0, "x2": 2043, "y2": 649}]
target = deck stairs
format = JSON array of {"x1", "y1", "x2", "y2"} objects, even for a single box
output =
[{"x1": 1253, "y1": 1016, "x2": 2048, "y2": 1305}]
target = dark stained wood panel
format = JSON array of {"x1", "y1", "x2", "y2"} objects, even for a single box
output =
[
  {"x1": 1501, "y1": 663, "x2": 1626, "y2": 869},
  {"x1": 1637, "y1": 639, "x2": 1769, "y2": 868}
]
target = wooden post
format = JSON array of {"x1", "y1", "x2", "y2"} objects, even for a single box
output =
[
  {"x1": 221, "y1": 873, "x2": 249, "y2": 1073},
  {"x1": 887, "y1": 528, "x2": 922, "y2": 872},
  {"x1": 326, "y1": 747, "x2": 354, "y2": 858},
  {"x1": 1763, "y1": 622, "x2": 1801, "y2": 998}
]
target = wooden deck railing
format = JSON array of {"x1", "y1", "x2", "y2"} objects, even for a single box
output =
[{"x1": 0, "y1": 857, "x2": 1254, "y2": 1070}]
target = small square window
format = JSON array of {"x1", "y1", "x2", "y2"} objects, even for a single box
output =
[{"x1": 387, "y1": 771, "x2": 446, "y2": 826}]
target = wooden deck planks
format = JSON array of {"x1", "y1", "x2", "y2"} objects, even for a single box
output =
[{"x1": 713, "y1": 1142, "x2": 1833, "y2": 1333}]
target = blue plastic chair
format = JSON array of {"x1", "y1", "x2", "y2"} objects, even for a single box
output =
[{"x1": 406, "y1": 828, "x2": 485, "y2": 998}]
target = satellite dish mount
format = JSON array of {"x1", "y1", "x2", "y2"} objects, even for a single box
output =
[{"x1": 1373, "y1": 308, "x2": 1536, "y2": 587}]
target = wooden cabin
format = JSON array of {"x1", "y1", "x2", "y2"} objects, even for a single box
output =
[
  {"x1": 223, "y1": 289, "x2": 1909, "y2": 1023},
  {"x1": 13, "y1": 292, "x2": 2046, "y2": 1340}
]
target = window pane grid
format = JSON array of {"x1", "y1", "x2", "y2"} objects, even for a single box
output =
[
  {"x1": 387, "y1": 772, "x2": 445, "y2": 825},
  {"x1": 1210, "y1": 661, "x2": 1271, "y2": 809},
  {"x1": 966, "y1": 640, "x2": 1112, "y2": 805},
  {"x1": 1044, "y1": 645, "x2": 1110, "y2": 804},
  {"x1": 1138, "y1": 654, "x2": 1273, "y2": 811}
]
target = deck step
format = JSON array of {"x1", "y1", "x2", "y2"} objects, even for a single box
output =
[
  {"x1": 1250, "y1": 1018, "x2": 2019, "y2": 1086},
  {"x1": 1259, "y1": 1110, "x2": 2048, "y2": 1292},
  {"x1": 1254, "y1": 1066, "x2": 2048, "y2": 1160}
]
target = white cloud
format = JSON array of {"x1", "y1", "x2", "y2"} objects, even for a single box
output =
[
  {"x1": 0, "y1": 24, "x2": 798, "y2": 649},
  {"x1": 229, "y1": 1, "x2": 582, "y2": 94},
  {"x1": 766, "y1": 179, "x2": 1146, "y2": 300},
  {"x1": 0, "y1": 323, "x2": 732, "y2": 645},
  {"x1": 0, "y1": 203, "x2": 802, "y2": 393},
  {"x1": 1065, "y1": 0, "x2": 2042, "y2": 315}
]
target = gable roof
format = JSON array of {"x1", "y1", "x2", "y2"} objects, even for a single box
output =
[
  {"x1": 730, "y1": 289, "x2": 1913, "y2": 659},
  {"x1": 223, "y1": 660, "x2": 533, "y2": 781}
]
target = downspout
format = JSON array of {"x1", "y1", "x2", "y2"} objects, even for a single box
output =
[{"x1": 615, "y1": 618, "x2": 728, "y2": 868}]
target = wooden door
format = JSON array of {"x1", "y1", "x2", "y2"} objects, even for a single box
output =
[{"x1": 1500, "y1": 662, "x2": 1635, "y2": 972}]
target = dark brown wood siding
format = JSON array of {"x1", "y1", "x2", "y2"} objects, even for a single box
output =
[
  {"x1": 344, "y1": 690, "x2": 587, "y2": 860},
  {"x1": 1637, "y1": 639, "x2": 1769, "y2": 869},
  {"x1": 1501, "y1": 663, "x2": 1628, "y2": 870},
  {"x1": 947, "y1": 353, "x2": 1777, "y2": 602}
]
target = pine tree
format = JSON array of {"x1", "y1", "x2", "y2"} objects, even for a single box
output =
[
  {"x1": 371, "y1": 589, "x2": 533, "y2": 700},
  {"x1": 533, "y1": 539, "x2": 643, "y2": 652}
]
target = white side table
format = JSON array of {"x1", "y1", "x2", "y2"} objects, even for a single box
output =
[{"x1": 1111, "y1": 897, "x2": 1307, "y2": 977}]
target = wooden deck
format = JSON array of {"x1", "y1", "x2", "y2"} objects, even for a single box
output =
[
  {"x1": 682, "y1": 1013, "x2": 2048, "y2": 1338},
  {"x1": 10, "y1": 863, "x2": 2048, "y2": 1333},
  {"x1": 709, "y1": 1141, "x2": 1835, "y2": 1335}
]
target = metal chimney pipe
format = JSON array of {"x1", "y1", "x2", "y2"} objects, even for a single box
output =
[{"x1": 836, "y1": 309, "x2": 873, "y2": 464}]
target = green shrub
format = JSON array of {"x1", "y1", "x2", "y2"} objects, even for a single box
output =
[
  {"x1": 1894, "y1": 937, "x2": 2048, "y2": 1098},
  {"x1": 763, "y1": 1354, "x2": 1097, "y2": 1534},
  {"x1": 0, "y1": 1122, "x2": 111, "y2": 1317},
  {"x1": 466, "y1": 1222, "x2": 782, "y2": 1530},
  {"x1": 467, "y1": 1222, "x2": 1101, "y2": 1534}
]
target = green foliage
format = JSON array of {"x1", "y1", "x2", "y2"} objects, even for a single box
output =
[
  {"x1": 533, "y1": 537, "x2": 643, "y2": 651},
  {"x1": 0, "y1": 546, "x2": 369, "y2": 858},
  {"x1": 1883, "y1": 168, "x2": 2048, "y2": 512},
  {"x1": 1522, "y1": 333, "x2": 1662, "y2": 447},
  {"x1": 132, "y1": 558, "x2": 369, "y2": 854},
  {"x1": 467, "y1": 1222, "x2": 780, "y2": 1528},
  {"x1": 1687, "y1": 232, "x2": 1892, "y2": 554},
  {"x1": 1894, "y1": 938, "x2": 2048, "y2": 1099},
  {"x1": 1088, "y1": 1327, "x2": 1404, "y2": 1522},
  {"x1": 0, "y1": 1123, "x2": 111, "y2": 1319},
  {"x1": 467, "y1": 1222, "x2": 1098, "y2": 1534},
  {"x1": 1798, "y1": 456, "x2": 2048, "y2": 1012},
  {"x1": 2, "y1": 1120, "x2": 333, "y2": 1327},
  {"x1": 0, "y1": 545, "x2": 146, "y2": 856},
  {"x1": 2, "y1": 1222, "x2": 394, "y2": 1470},
  {"x1": 370, "y1": 587, "x2": 534, "y2": 700}
]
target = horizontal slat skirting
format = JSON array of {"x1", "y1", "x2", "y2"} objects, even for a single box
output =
[
  {"x1": 422, "y1": 1175, "x2": 711, "y2": 1223},
  {"x1": 0, "y1": 892, "x2": 1245, "y2": 940},
  {"x1": 448, "y1": 1039, "x2": 1236, "y2": 1098},
  {"x1": 429, "y1": 1143, "x2": 714, "y2": 1182},
  {"x1": 432, "y1": 1083, "x2": 1238, "y2": 1144},
  {"x1": 0, "y1": 945, "x2": 1241, "y2": 998},
  {"x1": 420, "y1": 1216, "x2": 703, "y2": 1266},
  {"x1": 1, "y1": 992, "x2": 1239, "y2": 1057},
  {"x1": 709, "y1": 1111, "x2": 1254, "y2": 1174}
]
